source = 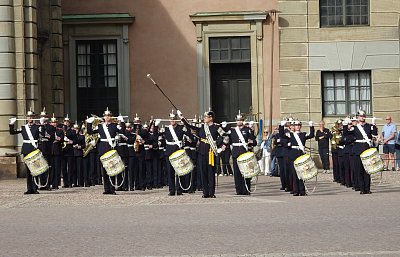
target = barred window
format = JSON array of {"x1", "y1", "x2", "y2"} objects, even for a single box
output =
[
  {"x1": 320, "y1": 0, "x2": 369, "y2": 27},
  {"x1": 322, "y1": 71, "x2": 371, "y2": 116}
]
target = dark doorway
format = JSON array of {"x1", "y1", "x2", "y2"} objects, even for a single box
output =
[
  {"x1": 209, "y1": 37, "x2": 252, "y2": 122},
  {"x1": 211, "y1": 63, "x2": 251, "y2": 122}
]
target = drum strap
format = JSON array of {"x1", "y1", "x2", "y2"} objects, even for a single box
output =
[
  {"x1": 356, "y1": 123, "x2": 372, "y2": 147},
  {"x1": 292, "y1": 132, "x2": 305, "y2": 153},
  {"x1": 24, "y1": 125, "x2": 38, "y2": 149},
  {"x1": 102, "y1": 123, "x2": 115, "y2": 148},
  {"x1": 168, "y1": 125, "x2": 182, "y2": 148},
  {"x1": 204, "y1": 124, "x2": 218, "y2": 155},
  {"x1": 234, "y1": 126, "x2": 248, "y2": 151}
]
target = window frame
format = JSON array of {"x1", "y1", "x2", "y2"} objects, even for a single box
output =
[
  {"x1": 319, "y1": 0, "x2": 370, "y2": 28},
  {"x1": 209, "y1": 36, "x2": 251, "y2": 63},
  {"x1": 321, "y1": 70, "x2": 372, "y2": 117}
]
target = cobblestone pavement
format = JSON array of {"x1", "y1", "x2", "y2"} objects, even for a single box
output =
[{"x1": 0, "y1": 172, "x2": 399, "y2": 257}]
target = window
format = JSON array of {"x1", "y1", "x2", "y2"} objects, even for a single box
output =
[
  {"x1": 76, "y1": 40, "x2": 119, "y2": 120},
  {"x1": 322, "y1": 71, "x2": 371, "y2": 116},
  {"x1": 209, "y1": 37, "x2": 250, "y2": 63},
  {"x1": 320, "y1": 0, "x2": 369, "y2": 27}
]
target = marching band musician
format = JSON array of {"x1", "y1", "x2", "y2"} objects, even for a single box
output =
[
  {"x1": 143, "y1": 119, "x2": 161, "y2": 190},
  {"x1": 341, "y1": 117, "x2": 356, "y2": 188},
  {"x1": 330, "y1": 119, "x2": 342, "y2": 183},
  {"x1": 178, "y1": 109, "x2": 225, "y2": 198},
  {"x1": 115, "y1": 115, "x2": 129, "y2": 191},
  {"x1": 126, "y1": 121, "x2": 136, "y2": 191},
  {"x1": 38, "y1": 108, "x2": 52, "y2": 190},
  {"x1": 349, "y1": 117, "x2": 359, "y2": 191},
  {"x1": 50, "y1": 116, "x2": 63, "y2": 190},
  {"x1": 62, "y1": 115, "x2": 75, "y2": 188},
  {"x1": 73, "y1": 122, "x2": 86, "y2": 187},
  {"x1": 157, "y1": 126, "x2": 167, "y2": 188},
  {"x1": 162, "y1": 110, "x2": 190, "y2": 196},
  {"x1": 86, "y1": 107, "x2": 121, "y2": 195},
  {"x1": 9, "y1": 108, "x2": 46, "y2": 194},
  {"x1": 344, "y1": 110, "x2": 378, "y2": 194},
  {"x1": 186, "y1": 117, "x2": 200, "y2": 193},
  {"x1": 132, "y1": 114, "x2": 146, "y2": 191},
  {"x1": 279, "y1": 119, "x2": 315, "y2": 196},
  {"x1": 222, "y1": 111, "x2": 256, "y2": 195}
]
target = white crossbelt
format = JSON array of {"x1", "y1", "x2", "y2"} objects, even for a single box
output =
[
  {"x1": 232, "y1": 142, "x2": 247, "y2": 147},
  {"x1": 291, "y1": 146, "x2": 302, "y2": 150},
  {"x1": 101, "y1": 139, "x2": 115, "y2": 142},
  {"x1": 23, "y1": 140, "x2": 38, "y2": 143},
  {"x1": 355, "y1": 139, "x2": 369, "y2": 143},
  {"x1": 166, "y1": 140, "x2": 182, "y2": 145}
]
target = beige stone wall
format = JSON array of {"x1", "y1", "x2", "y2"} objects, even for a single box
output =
[{"x1": 279, "y1": 0, "x2": 400, "y2": 125}]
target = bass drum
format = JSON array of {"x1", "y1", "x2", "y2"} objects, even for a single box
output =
[
  {"x1": 23, "y1": 149, "x2": 49, "y2": 177},
  {"x1": 100, "y1": 150, "x2": 125, "y2": 177},
  {"x1": 293, "y1": 154, "x2": 318, "y2": 181},
  {"x1": 360, "y1": 148, "x2": 384, "y2": 174},
  {"x1": 237, "y1": 152, "x2": 261, "y2": 179},
  {"x1": 169, "y1": 149, "x2": 194, "y2": 176}
]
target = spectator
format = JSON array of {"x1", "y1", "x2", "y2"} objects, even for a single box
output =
[
  {"x1": 381, "y1": 115, "x2": 396, "y2": 171},
  {"x1": 395, "y1": 131, "x2": 400, "y2": 171},
  {"x1": 315, "y1": 120, "x2": 332, "y2": 173},
  {"x1": 259, "y1": 128, "x2": 273, "y2": 176}
]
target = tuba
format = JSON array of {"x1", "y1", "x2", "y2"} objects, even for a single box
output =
[{"x1": 82, "y1": 115, "x2": 102, "y2": 158}]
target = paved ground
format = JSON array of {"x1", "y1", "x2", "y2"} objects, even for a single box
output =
[{"x1": 0, "y1": 172, "x2": 399, "y2": 257}]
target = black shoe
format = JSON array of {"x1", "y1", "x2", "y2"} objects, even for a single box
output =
[
  {"x1": 147, "y1": 187, "x2": 152, "y2": 190},
  {"x1": 129, "y1": 187, "x2": 135, "y2": 191},
  {"x1": 202, "y1": 195, "x2": 209, "y2": 198},
  {"x1": 300, "y1": 192, "x2": 306, "y2": 196},
  {"x1": 293, "y1": 193, "x2": 300, "y2": 196},
  {"x1": 177, "y1": 191, "x2": 183, "y2": 195},
  {"x1": 280, "y1": 187, "x2": 285, "y2": 190},
  {"x1": 103, "y1": 191, "x2": 116, "y2": 195},
  {"x1": 210, "y1": 195, "x2": 216, "y2": 198},
  {"x1": 168, "y1": 192, "x2": 175, "y2": 196},
  {"x1": 24, "y1": 191, "x2": 34, "y2": 195},
  {"x1": 188, "y1": 189, "x2": 195, "y2": 194},
  {"x1": 355, "y1": 188, "x2": 360, "y2": 191},
  {"x1": 366, "y1": 191, "x2": 372, "y2": 194}
]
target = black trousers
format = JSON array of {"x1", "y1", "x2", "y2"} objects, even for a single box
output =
[
  {"x1": 277, "y1": 156, "x2": 287, "y2": 189},
  {"x1": 342, "y1": 153, "x2": 352, "y2": 187},
  {"x1": 338, "y1": 155, "x2": 345, "y2": 184},
  {"x1": 133, "y1": 156, "x2": 144, "y2": 189},
  {"x1": 166, "y1": 158, "x2": 182, "y2": 194},
  {"x1": 82, "y1": 156, "x2": 90, "y2": 187},
  {"x1": 232, "y1": 158, "x2": 251, "y2": 194},
  {"x1": 101, "y1": 166, "x2": 115, "y2": 193},
  {"x1": 198, "y1": 154, "x2": 216, "y2": 197},
  {"x1": 145, "y1": 158, "x2": 158, "y2": 188},
  {"x1": 61, "y1": 156, "x2": 75, "y2": 187},
  {"x1": 40, "y1": 154, "x2": 52, "y2": 188},
  {"x1": 289, "y1": 160, "x2": 305, "y2": 194},
  {"x1": 218, "y1": 150, "x2": 233, "y2": 175},
  {"x1": 332, "y1": 152, "x2": 339, "y2": 182},
  {"x1": 318, "y1": 147, "x2": 330, "y2": 170},
  {"x1": 285, "y1": 157, "x2": 293, "y2": 191},
  {"x1": 128, "y1": 156, "x2": 135, "y2": 189},
  {"x1": 355, "y1": 155, "x2": 371, "y2": 193},
  {"x1": 51, "y1": 155, "x2": 61, "y2": 188},
  {"x1": 117, "y1": 156, "x2": 128, "y2": 189},
  {"x1": 349, "y1": 154, "x2": 358, "y2": 189},
  {"x1": 25, "y1": 165, "x2": 37, "y2": 192},
  {"x1": 75, "y1": 156, "x2": 83, "y2": 186}
]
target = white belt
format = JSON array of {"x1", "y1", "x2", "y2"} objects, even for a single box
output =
[
  {"x1": 291, "y1": 146, "x2": 301, "y2": 150},
  {"x1": 355, "y1": 140, "x2": 368, "y2": 143},
  {"x1": 159, "y1": 147, "x2": 165, "y2": 150},
  {"x1": 23, "y1": 140, "x2": 38, "y2": 143},
  {"x1": 166, "y1": 141, "x2": 181, "y2": 145},
  {"x1": 127, "y1": 144, "x2": 133, "y2": 147},
  {"x1": 190, "y1": 147, "x2": 196, "y2": 151},
  {"x1": 41, "y1": 138, "x2": 49, "y2": 142},
  {"x1": 100, "y1": 139, "x2": 115, "y2": 142},
  {"x1": 184, "y1": 146, "x2": 190, "y2": 150},
  {"x1": 232, "y1": 143, "x2": 246, "y2": 147},
  {"x1": 118, "y1": 143, "x2": 127, "y2": 146},
  {"x1": 338, "y1": 146, "x2": 344, "y2": 149}
]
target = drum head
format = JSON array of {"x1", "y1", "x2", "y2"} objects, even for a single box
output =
[
  {"x1": 360, "y1": 148, "x2": 377, "y2": 158},
  {"x1": 237, "y1": 152, "x2": 254, "y2": 162},
  {"x1": 294, "y1": 154, "x2": 310, "y2": 165},
  {"x1": 170, "y1": 149, "x2": 184, "y2": 159},
  {"x1": 101, "y1": 150, "x2": 116, "y2": 160},
  {"x1": 24, "y1": 149, "x2": 40, "y2": 160}
]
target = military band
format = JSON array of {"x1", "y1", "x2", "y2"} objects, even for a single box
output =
[{"x1": 9, "y1": 106, "x2": 385, "y2": 198}]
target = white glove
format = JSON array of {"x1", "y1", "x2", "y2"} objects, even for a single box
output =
[
  {"x1": 9, "y1": 117, "x2": 17, "y2": 125},
  {"x1": 90, "y1": 140, "x2": 96, "y2": 147},
  {"x1": 64, "y1": 136, "x2": 69, "y2": 142},
  {"x1": 343, "y1": 117, "x2": 351, "y2": 125},
  {"x1": 117, "y1": 125, "x2": 121, "y2": 130},
  {"x1": 40, "y1": 117, "x2": 46, "y2": 125},
  {"x1": 155, "y1": 119, "x2": 161, "y2": 127},
  {"x1": 117, "y1": 115, "x2": 124, "y2": 122},
  {"x1": 249, "y1": 121, "x2": 254, "y2": 127},
  {"x1": 176, "y1": 110, "x2": 183, "y2": 118},
  {"x1": 221, "y1": 121, "x2": 227, "y2": 128},
  {"x1": 115, "y1": 134, "x2": 120, "y2": 141},
  {"x1": 280, "y1": 120, "x2": 286, "y2": 126},
  {"x1": 371, "y1": 117, "x2": 377, "y2": 125},
  {"x1": 308, "y1": 121, "x2": 313, "y2": 127},
  {"x1": 86, "y1": 117, "x2": 94, "y2": 123}
]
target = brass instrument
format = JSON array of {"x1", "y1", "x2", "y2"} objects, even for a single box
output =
[
  {"x1": 330, "y1": 125, "x2": 341, "y2": 150},
  {"x1": 134, "y1": 125, "x2": 141, "y2": 152},
  {"x1": 62, "y1": 129, "x2": 67, "y2": 149},
  {"x1": 83, "y1": 116, "x2": 101, "y2": 158}
]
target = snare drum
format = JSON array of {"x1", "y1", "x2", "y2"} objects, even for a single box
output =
[
  {"x1": 23, "y1": 149, "x2": 49, "y2": 177},
  {"x1": 237, "y1": 152, "x2": 261, "y2": 179},
  {"x1": 169, "y1": 149, "x2": 194, "y2": 176},
  {"x1": 100, "y1": 150, "x2": 125, "y2": 177},
  {"x1": 293, "y1": 154, "x2": 318, "y2": 181},
  {"x1": 360, "y1": 148, "x2": 384, "y2": 174}
]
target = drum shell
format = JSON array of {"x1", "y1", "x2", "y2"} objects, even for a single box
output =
[
  {"x1": 293, "y1": 154, "x2": 318, "y2": 181},
  {"x1": 360, "y1": 148, "x2": 384, "y2": 174},
  {"x1": 169, "y1": 149, "x2": 194, "y2": 176},
  {"x1": 237, "y1": 152, "x2": 261, "y2": 179},
  {"x1": 23, "y1": 149, "x2": 49, "y2": 177},
  {"x1": 100, "y1": 150, "x2": 125, "y2": 177}
]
